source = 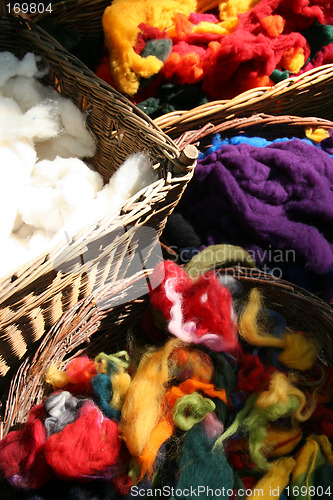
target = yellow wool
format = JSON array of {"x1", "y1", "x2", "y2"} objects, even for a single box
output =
[
  {"x1": 256, "y1": 372, "x2": 316, "y2": 425},
  {"x1": 219, "y1": 0, "x2": 261, "y2": 22},
  {"x1": 102, "y1": 0, "x2": 196, "y2": 95},
  {"x1": 192, "y1": 19, "x2": 237, "y2": 35},
  {"x1": 238, "y1": 288, "x2": 286, "y2": 348},
  {"x1": 278, "y1": 331, "x2": 321, "y2": 371},
  {"x1": 281, "y1": 47, "x2": 305, "y2": 73},
  {"x1": 119, "y1": 338, "x2": 180, "y2": 457},
  {"x1": 292, "y1": 437, "x2": 320, "y2": 482},
  {"x1": 314, "y1": 435, "x2": 333, "y2": 465},
  {"x1": 246, "y1": 457, "x2": 295, "y2": 499},
  {"x1": 45, "y1": 364, "x2": 69, "y2": 389},
  {"x1": 263, "y1": 425, "x2": 302, "y2": 458},
  {"x1": 305, "y1": 127, "x2": 330, "y2": 143},
  {"x1": 110, "y1": 370, "x2": 132, "y2": 410}
]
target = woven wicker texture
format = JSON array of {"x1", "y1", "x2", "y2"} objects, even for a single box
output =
[
  {"x1": 30, "y1": 0, "x2": 109, "y2": 37},
  {"x1": 25, "y1": 0, "x2": 333, "y2": 134},
  {"x1": 155, "y1": 72, "x2": 333, "y2": 138},
  {"x1": 0, "y1": 15, "x2": 197, "y2": 391}
]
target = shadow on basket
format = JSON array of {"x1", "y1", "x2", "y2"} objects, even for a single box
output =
[{"x1": 0, "y1": 15, "x2": 197, "y2": 395}]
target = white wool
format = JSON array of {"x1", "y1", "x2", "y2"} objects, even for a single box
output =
[
  {"x1": 104, "y1": 151, "x2": 157, "y2": 200},
  {"x1": 19, "y1": 185, "x2": 70, "y2": 233},
  {"x1": 35, "y1": 96, "x2": 96, "y2": 159},
  {"x1": 0, "y1": 51, "x2": 158, "y2": 279},
  {"x1": 0, "y1": 139, "x2": 36, "y2": 244},
  {"x1": 0, "y1": 52, "x2": 42, "y2": 87},
  {"x1": 0, "y1": 104, "x2": 61, "y2": 142},
  {"x1": 1, "y1": 75, "x2": 49, "y2": 111}
]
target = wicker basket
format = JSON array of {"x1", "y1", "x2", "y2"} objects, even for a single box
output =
[
  {"x1": 0, "y1": 14, "x2": 196, "y2": 390},
  {"x1": 24, "y1": 0, "x2": 333, "y2": 130},
  {"x1": 155, "y1": 75, "x2": 333, "y2": 138},
  {"x1": 2, "y1": 265, "x2": 332, "y2": 439}
]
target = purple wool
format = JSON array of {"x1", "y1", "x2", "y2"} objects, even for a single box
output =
[{"x1": 179, "y1": 139, "x2": 333, "y2": 274}]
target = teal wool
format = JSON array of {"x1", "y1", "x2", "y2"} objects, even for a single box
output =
[
  {"x1": 313, "y1": 464, "x2": 333, "y2": 499},
  {"x1": 170, "y1": 423, "x2": 234, "y2": 499},
  {"x1": 91, "y1": 373, "x2": 120, "y2": 420},
  {"x1": 302, "y1": 21, "x2": 333, "y2": 58},
  {"x1": 270, "y1": 69, "x2": 291, "y2": 83}
]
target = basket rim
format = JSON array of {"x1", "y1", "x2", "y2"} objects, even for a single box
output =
[
  {"x1": 174, "y1": 113, "x2": 333, "y2": 149},
  {"x1": 154, "y1": 64, "x2": 333, "y2": 136}
]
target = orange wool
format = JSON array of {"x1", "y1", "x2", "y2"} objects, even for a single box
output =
[
  {"x1": 260, "y1": 15, "x2": 285, "y2": 37},
  {"x1": 174, "y1": 12, "x2": 193, "y2": 38},
  {"x1": 138, "y1": 419, "x2": 174, "y2": 479}
]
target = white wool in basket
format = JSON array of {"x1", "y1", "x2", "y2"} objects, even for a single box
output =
[{"x1": 0, "y1": 52, "x2": 158, "y2": 278}]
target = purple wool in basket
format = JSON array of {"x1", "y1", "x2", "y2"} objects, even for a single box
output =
[{"x1": 179, "y1": 138, "x2": 333, "y2": 274}]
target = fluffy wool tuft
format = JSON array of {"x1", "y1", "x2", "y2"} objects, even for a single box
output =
[{"x1": 0, "y1": 52, "x2": 158, "y2": 278}]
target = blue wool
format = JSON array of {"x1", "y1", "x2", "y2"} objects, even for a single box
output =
[
  {"x1": 91, "y1": 373, "x2": 120, "y2": 420},
  {"x1": 199, "y1": 134, "x2": 322, "y2": 159},
  {"x1": 266, "y1": 309, "x2": 287, "y2": 338},
  {"x1": 230, "y1": 392, "x2": 246, "y2": 412},
  {"x1": 258, "y1": 347, "x2": 286, "y2": 371}
]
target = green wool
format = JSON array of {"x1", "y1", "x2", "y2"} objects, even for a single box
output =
[
  {"x1": 215, "y1": 395, "x2": 300, "y2": 471},
  {"x1": 185, "y1": 244, "x2": 256, "y2": 279},
  {"x1": 141, "y1": 39, "x2": 172, "y2": 62},
  {"x1": 291, "y1": 445, "x2": 326, "y2": 500},
  {"x1": 270, "y1": 69, "x2": 291, "y2": 83},
  {"x1": 210, "y1": 353, "x2": 236, "y2": 424},
  {"x1": 302, "y1": 21, "x2": 333, "y2": 59},
  {"x1": 173, "y1": 392, "x2": 215, "y2": 431},
  {"x1": 137, "y1": 82, "x2": 208, "y2": 119},
  {"x1": 170, "y1": 423, "x2": 234, "y2": 499}
]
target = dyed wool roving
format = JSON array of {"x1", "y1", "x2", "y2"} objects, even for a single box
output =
[
  {"x1": 2, "y1": 259, "x2": 333, "y2": 498},
  {"x1": 44, "y1": 401, "x2": 121, "y2": 480},
  {"x1": 178, "y1": 137, "x2": 333, "y2": 276},
  {"x1": 0, "y1": 51, "x2": 158, "y2": 279},
  {"x1": 148, "y1": 260, "x2": 238, "y2": 351},
  {"x1": 101, "y1": 0, "x2": 333, "y2": 105}
]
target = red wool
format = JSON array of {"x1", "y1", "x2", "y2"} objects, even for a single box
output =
[
  {"x1": 306, "y1": 404, "x2": 333, "y2": 439},
  {"x1": 45, "y1": 402, "x2": 121, "y2": 479},
  {"x1": 189, "y1": 13, "x2": 219, "y2": 24},
  {"x1": 112, "y1": 474, "x2": 133, "y2": 495},
  {"x1": 134, "y1": 23, "x2": 168, "y2": 54},
  {"x1": 149, "y1": 261, "x2": 238, "y2": 352},
  {"x1": 297, "y1": 42, "x2": 333, "y2": 74},
  {"x1": 64, "y1": 355, "x2": 97, "y2": 394},
  {"x1": 237, "y1": 354, "x2": 277, "y2": 394},
  {"x1": 0, "y1": 405, "x2": 54, "y2": 489},
  {"x1": 95, "y1": 49, "x2": 115, "y2": 87}
]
